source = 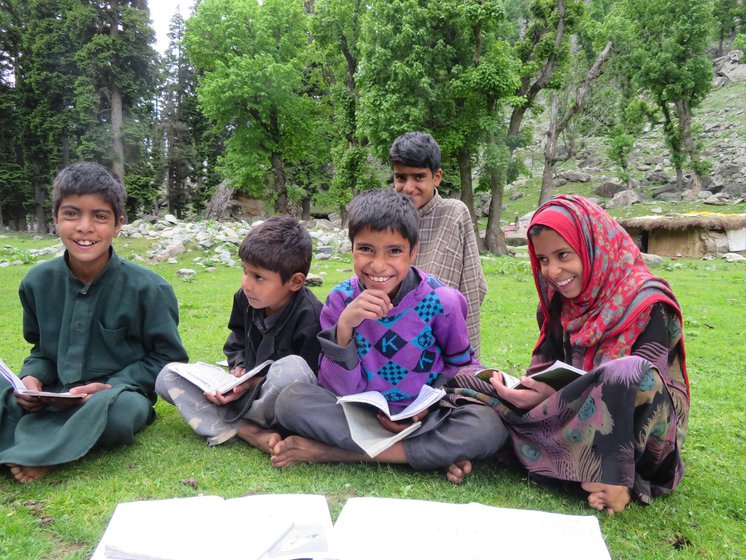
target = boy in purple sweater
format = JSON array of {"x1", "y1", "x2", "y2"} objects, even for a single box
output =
[{"x1": 273, "y1": 189, "x2": 506, "y2": 481}]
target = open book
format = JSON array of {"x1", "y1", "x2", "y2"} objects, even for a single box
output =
[
  {"x1": 336, "y1": 385, "x2": 445, "y2": 457},
  {"x1": 333, "y1": 497, "x2": 611, "y2": 560},
  {"x1": 167, "y1": 359, "x2": 273, "y2": 395},
  {"x1": 0, "y1": 358, "x2": 85, "y2": 399},
  {"x1": 90, "y1": 494, "x2": 334, "y2": 560},
  {"x1": 476, "y1": 361, "x2": 586, "y2": 391},
  {"x1": 92, "y1": 494, "x2": 611, "y2": 559}
]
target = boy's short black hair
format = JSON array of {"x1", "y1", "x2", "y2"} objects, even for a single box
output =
[
  {"x1": 388, "y1": 131, "x2": 441, "y2": 175},
  {"x1": 347, "y1": 189, "x2": 419, "y2": 251},
  {"x1": 52, "y1": 162, "x2": 126, "y2": 221},
  {"x1": 238, "y1": 217, "x2": 313, "y2": 283}
]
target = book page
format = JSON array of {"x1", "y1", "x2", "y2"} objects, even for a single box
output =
[
  {"x1": 0, "y1": 358, "x2": 84, "y2": 399},
  {"x1": 339, "y1": 403, "x2": 421, "y2": 457},
  {"x1": 336, "y1": 384, "x2": 444, "y2": 421},
  {"x1": 333, "y1": 498, "x2": 462, "y2": 559},
  {"x1": 464, "y1": 503, "x2": 611, "y2": 560},
  {"x1": 91, "y1": 494, "x2": 332, "y2": 560}
]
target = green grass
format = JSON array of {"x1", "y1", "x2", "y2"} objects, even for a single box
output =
[{"x1": 1, "y1": 234, "x2": 744, "y2": 559}]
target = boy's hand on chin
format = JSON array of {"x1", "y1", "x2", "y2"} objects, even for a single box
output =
[{"x1": 341, "y1": 289, "x2": 393, "y2": 327}]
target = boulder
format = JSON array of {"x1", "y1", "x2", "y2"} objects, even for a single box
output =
[
  {"x1": 605, "y1": 190, "x2": 641, "y2": 209},
  {"x1": 595, "y1": 180, "x2": 626, "y2": 198},
  {"x1": 557, "y1": 170, "x2": 591, "y2": 183}
]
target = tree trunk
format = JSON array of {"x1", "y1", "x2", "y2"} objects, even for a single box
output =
[
  {"x1": 456, "y1": 149, "x2": 481, "y2": 248},
  {"x1": 539, "y1": 94, "x2": 560, "y2": 206},
  {"x1": 301, "y1": 197, "x2": 311, "y2": 221},
  {"x1": 33, "y1": 163, "x2": 48, "y2": 235},
  {"x1": 110, "y1": 0, "x2": 125, "y2": 184},
  {"x1": 484, "y1": 171, "x2": 507, "y2": 254},
  {"x1": 674, "y1": 99, "x2": 703, "y2": 195},
  {"x1": 270, "y1": 151, "x2": 288, "y2": 214},
  {"x1": 538, "y1": 42, "x2": 612, "y2": 206}
]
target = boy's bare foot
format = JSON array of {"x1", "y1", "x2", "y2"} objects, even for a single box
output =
[
  {"x1": 445, "y1": 459, "x2": 472, "y2": 484},
  {"x1": 270, "y1": 436, "x2": 364, "y2": 468},
  {"x1": 7, "y1": 464, "x2": 53, "y2": 484},
  {"x1": 236, "y1": 422, "x2": 282, "y2": 455},
  {"x1": 581, "y1": 482, "x2": 631, "y2": 514}
]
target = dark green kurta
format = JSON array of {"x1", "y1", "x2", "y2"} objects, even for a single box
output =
[{"x1": 0, "y1": 249, "x2": 188, "y2": 466}]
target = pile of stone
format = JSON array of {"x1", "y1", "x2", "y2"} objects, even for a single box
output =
[{"x1": 120, "y1": 215, "x2": 352, "y2": 277}]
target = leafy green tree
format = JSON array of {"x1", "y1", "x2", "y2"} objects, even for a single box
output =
[
  {"x1": 357, "y1": 0, "x2": 519, "y2": 253},
  {"x1": 72, "y1": 0, "x2": 158, "y2": 202},
  {"x1": 186, "y1": 0, "x2": 329, "y2": 214},
  {"x1": 608, "y1": 0, "x2": 714, "y2": 193},
  {"x1": 312, "y1": 0, "x2": 375, "y2": 219},
  {"x1": 713, "y1": 0, "x2": 744, "y2": 55},
  {"x1": 0, "y1": 0, "x2": 28, "y2": 229},
  {"x1": 160, "y1": 10, "x2": 199, "y2": 218}
]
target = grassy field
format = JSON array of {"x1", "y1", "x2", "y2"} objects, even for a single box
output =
[{"x1": 0, "y1": 231, "x2": 744, "y2": 559}]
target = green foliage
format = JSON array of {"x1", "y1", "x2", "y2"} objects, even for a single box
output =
[
  {"x1": 185, "y1": 0, "x2": 331, "y2": 210},
  {"x1": 733, "y1": 33, "x2": 746, "y2": 58}
]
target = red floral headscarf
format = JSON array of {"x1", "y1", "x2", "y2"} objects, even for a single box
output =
[{"x1": 527, "y1": 195, "x2": 688, "y2": 392}]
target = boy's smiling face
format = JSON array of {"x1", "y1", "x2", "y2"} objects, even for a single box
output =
[
  {"x1": 353, "y1": 226, "x2": 417, "y2": 298},
  {"x1": 392, "y1": 164, "x2": 442, "y2": 209},
  {"x1": 54, "y1": 193, "x2": 123, "y2": 284}
]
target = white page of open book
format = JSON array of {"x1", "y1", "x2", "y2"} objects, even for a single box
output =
[
  {"x1": 90, "y1": 494, "x2": 334, "y2": 560},
  {"x1": 332, "y1": 497, "x2": 610, "y2": 560}
]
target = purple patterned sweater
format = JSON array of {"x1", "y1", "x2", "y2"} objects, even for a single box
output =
[{"x1": 318, "y1": 268, "x2": 474, "y2": 413}]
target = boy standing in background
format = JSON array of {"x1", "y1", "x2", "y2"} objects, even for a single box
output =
[{"x1": 389, "y1": 131, "x2": 487, "y2": 357}]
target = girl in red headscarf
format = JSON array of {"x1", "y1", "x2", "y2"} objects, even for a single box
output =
[{"x1": 449, "y1": 195, "x2": 689, "y2": 513}]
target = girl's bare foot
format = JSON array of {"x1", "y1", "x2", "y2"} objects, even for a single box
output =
[
  {"x1": 236, "y1": 422, "x2": 282, "y2": 455},
  {"x1": 446, "y1": 459, "x2": 472, "y2": 484},
  {"x1": 8, "y1": 464, "x2": 53, "y2": 484},
  {"x1": 581, "y1": 482, "x2": 631, "y2": 514}
]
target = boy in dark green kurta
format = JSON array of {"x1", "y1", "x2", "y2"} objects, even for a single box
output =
[{"x1": 0, "y1": 162, "x2": 188, "y2": 483}]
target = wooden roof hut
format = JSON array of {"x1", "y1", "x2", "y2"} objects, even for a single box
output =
[{"x1": 617, "y1": 213, "x2": 746, "y2": 258}]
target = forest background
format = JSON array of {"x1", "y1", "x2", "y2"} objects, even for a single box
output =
[{"x1": 3, "y1": 0, "x2": 746, "y2": 254}]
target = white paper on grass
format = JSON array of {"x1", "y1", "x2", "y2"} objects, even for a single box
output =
[
  {"x1": 333, "y1": 497, "x2": 611, "y2": 560},
  {"x1": 90, "y1": 494, "x2": 335, "y2": 560}
]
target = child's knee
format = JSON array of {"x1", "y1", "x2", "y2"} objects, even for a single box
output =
[
  {"x1": 99, "y1": 391, "x2": 152, "y2": 448},
  {"x1": 269, "y1": 355, "x2": 316, "y2": 385}
]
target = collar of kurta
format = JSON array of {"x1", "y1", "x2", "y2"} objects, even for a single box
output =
[
  {"x1": 64, "y1": 247, "x2": 119, "y2": 290},
  {"x1": 418, "y1": 191, "x2": 442, "y2": 217}
]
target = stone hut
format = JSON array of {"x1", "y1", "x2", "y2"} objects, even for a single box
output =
[{"x1": 617, "y1": 213, "x2": 746, "y2": 258}]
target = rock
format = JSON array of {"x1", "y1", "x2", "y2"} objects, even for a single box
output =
[
  {"x1": 315, "y1": 252, "x2": 331, "y2": 261},
  {"x1": 305, "y1": 273, "x2": 324, "y2": 287},
  {"x1": 316, "y1": 246, "x2": 334, "y2": 255},
  {"x1": 722, "y1": 252, "x2": 745, "y2": 262},
  {"x1": 578, "y1": 156, "x2": 602, "y2": 168},
  {"x1": 697, "y1": 190, "x2": 713, "y2": 199},
  {"x1": 509, "y1": 191, "x2": 524, "y2": 201},
  {"x1": 645, "y1": 171, "x2": 670, "y2": 184},
  {"x1": 657, "y1": 192, "x2": 683, "y2": 202},
  {"x1": 177, "y1": 268, "x2": 197, "y2": 279},
  {"x1": 641, "y1": 253, "x2": 665, "y2": 266},
  {"x1": 164, "y1": 214, "x2": 179, "y2": 225},
  {"x1": 595, "y1": 181, "x2": 626, "y2": 198},
  {"x1": 651, "y1": 207, "x2": 663, "y2": 214},
  {"x1": 605, "y1": 190, "x2": 641, "y2": 208},
  {"x1": 557, "y1": 170, "x2": 591, "y2": 183}
]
